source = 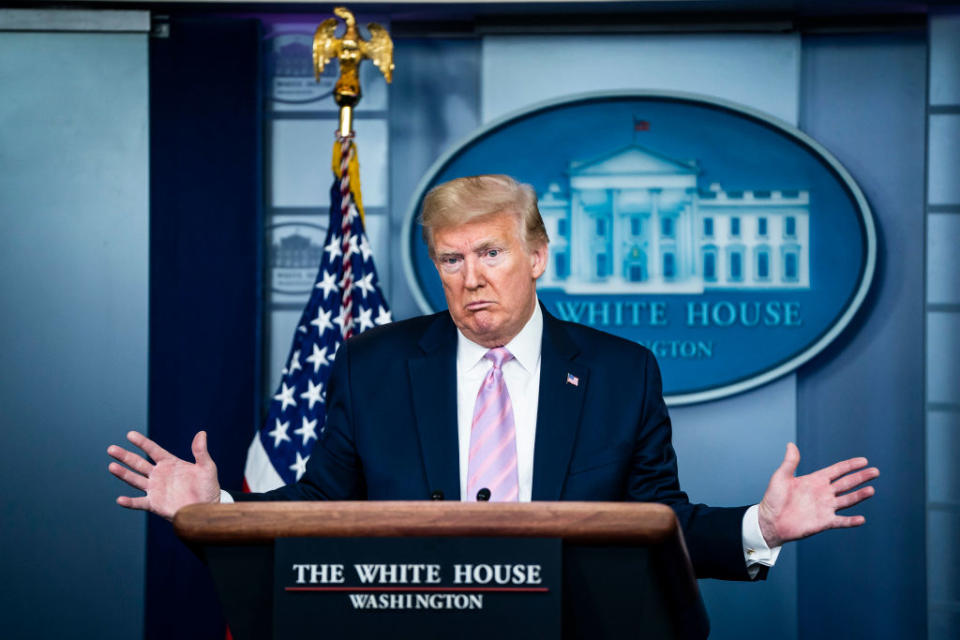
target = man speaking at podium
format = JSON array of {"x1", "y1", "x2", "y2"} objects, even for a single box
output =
[{"x1": 108, "y1": 174, "x2": 878, "y2": 580}]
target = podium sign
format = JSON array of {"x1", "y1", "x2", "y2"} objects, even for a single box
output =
[
  {"x1": 175, "y1": 502, "x2": 707, "y2": 639},
  {"x1": 274, "y1": 537, "x2": 562, "y2": 639}
]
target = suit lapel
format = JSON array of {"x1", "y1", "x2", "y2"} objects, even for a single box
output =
[
  {"x1": 408, "y1": 313, "x2": 462, "y2": 500},
  {"x1": 531, "y1": 309, "x2": 589, "y2": 500}
]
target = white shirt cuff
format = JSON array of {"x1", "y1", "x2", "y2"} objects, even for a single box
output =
[
  {"x1": 742, "y1": 504, "x2": 782, "y2": 578},
  {"x1": 219, "y1": 489, "x2": 234, "y2": 504}
]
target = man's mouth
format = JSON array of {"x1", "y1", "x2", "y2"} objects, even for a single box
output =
[{"x1": 465, "y1": 301, "x2": 493, "y2": 311}]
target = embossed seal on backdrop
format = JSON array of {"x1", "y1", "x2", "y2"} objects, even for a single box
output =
[{"x1": 402, "y1": 92, "x2": 877, "y2": 405}]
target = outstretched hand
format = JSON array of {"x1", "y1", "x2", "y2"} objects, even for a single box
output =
[
  {"x1": 758, "y1": 442, "x2": 878, "y2": 548},
  {"x1": 107, "y1": 430, "x2": 221, "y2": 521}
]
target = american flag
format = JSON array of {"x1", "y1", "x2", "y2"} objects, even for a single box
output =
[{"x1": 243, "y1": 134, "x2": 391, "y2": 491}]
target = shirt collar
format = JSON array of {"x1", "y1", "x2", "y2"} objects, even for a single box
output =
[{"x1": 456, "y1": 299, "x2": 543, "y2": 375}]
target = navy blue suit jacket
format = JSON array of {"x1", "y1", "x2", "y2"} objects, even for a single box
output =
[{"x1": 235, "y1": 307, "x2": 754, "y2": 580}]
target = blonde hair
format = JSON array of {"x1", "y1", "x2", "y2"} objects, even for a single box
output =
[{"x1": 419, "y1": 175, "x2": 549, "y2": 256}]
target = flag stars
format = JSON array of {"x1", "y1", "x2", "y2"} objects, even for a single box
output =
[
  {"x1": 273, "y1": 382, "x2": 297, "y2": 412},
  {"x1": 290, "y1": 452, "x2": 309, "y2": 480},
  {"x1": 306, "y1": 344, "x2": 330, "y2": 374},
  {"x1": 300, "y1": 379, "x2": 324, "y2": 410},
  {"x1": 356, "y1": 307, "x2": 374, "y2": 332},
  {"x1": 375, "y1": 306, "x2": 392, "y2": 326},
  {"x1": 294, "y1": 417, "x2": 318, "y2": 446},
  {"x1": 358, "y1": 235, "x2": 373, "y2": 262},
  {"x1": 354, "y1": 273, "x2": 375, "y2": 299},
  {"x1": 324, "y1": 235, "x2": 342, "y2": 261},
  {"x1": 287, "y1": 349, "x2": 302, "y2": 375},
  {"x1": 267, "y1": 418, "x2": 291, "y2": 448},
  {"x1": 311, "y1": 308, "x2": 334, "y2": 335},
  {"x1": 315, "y1": 270, "x2": 338, "y2": 299}
]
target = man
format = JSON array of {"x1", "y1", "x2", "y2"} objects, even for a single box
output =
[{"x1": 108, "y1": 174, "x2": 878, "y2": 580}]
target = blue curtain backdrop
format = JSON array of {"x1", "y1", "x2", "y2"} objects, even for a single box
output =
[{"x1": 148, "y1": 17, "x2": 263, "y2": 639}]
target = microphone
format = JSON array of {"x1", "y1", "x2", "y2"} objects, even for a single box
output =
[
  {"x1": 430, "y1": 490, "x2": 444, "y2": 501},
  {"x1": 476, "y1": 488, "x2": 491, "y2": 502}
]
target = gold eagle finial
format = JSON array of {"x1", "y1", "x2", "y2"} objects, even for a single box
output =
[{"x1": 313, "y1": 6, "x2": 394, "y2": 135}]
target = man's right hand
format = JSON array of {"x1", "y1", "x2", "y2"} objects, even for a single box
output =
[{"x1": 107, "y1": 430, "x2": 221, "y2": 521}]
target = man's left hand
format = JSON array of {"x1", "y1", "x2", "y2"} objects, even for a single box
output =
[{"x1": 758, "y1": 442, "x2": 879, "y2": 548}]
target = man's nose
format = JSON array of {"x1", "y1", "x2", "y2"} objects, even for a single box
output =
[{"x1": 463, "y1": 257, "x2": 485, "y2": 289}]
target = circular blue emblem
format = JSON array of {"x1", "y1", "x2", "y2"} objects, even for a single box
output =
[{"x1": 402, "y1": 92, "x2": 876, "y2": 405}]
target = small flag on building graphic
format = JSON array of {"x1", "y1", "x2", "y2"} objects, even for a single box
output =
[{"x1": 243, "y1": 135, "x2": 391, "y2": 492}]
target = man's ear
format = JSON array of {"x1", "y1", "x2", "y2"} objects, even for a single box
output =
[{"x1": 530, "y1": 242, "x2": 548, "y2": 279}]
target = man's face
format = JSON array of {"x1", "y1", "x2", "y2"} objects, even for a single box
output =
[{"x1": 431, "y1": 212, "x2": 547, "y2": 348}]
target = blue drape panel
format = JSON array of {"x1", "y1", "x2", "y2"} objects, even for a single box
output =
[{"x1": 148, "y1": 17, "x2": 263, "y2": 639}]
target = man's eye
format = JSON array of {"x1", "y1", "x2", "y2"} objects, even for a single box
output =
[
  {"x1": 486, "y1": 249, "x2": 500, "y2": 258},
  {"x1": 438, "y1": 256, "x2": 462, "y2": 272}
]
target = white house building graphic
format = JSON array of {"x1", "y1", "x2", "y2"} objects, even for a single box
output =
[{"x1": 537, "y1": 144, "x2": 810, "y2": 294}]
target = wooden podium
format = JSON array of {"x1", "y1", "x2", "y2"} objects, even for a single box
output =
[{"x1": 174, "y1": 502, "x2": 708, "y2": 639}]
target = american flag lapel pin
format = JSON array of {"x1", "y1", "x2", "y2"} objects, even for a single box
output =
[{"x1": 566, "y1": 372, "x2": 579, "y2": 387}]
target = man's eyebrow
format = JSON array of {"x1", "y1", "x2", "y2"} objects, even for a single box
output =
[
  {"x1": 472, "y1": 240, "x2": 503, "y2": 252},
  {"x1": 435, "y1": 239, "x2": 501, "y2": 255}
]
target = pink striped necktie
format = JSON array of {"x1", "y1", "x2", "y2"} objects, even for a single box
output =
[{"x1": 466, "y1": 347, "x2": 519, "y2": 502}]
